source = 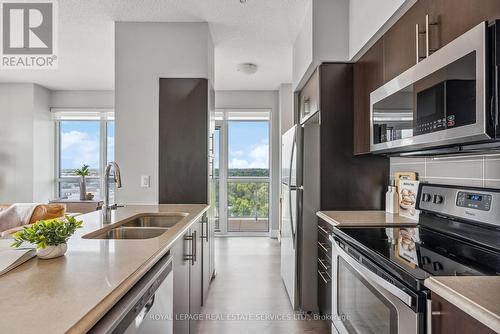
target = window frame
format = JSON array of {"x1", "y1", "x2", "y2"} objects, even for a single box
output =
[
  {"x1": 53, "y1": 109, "x2": 114, "y2": 199},
  {"x1": 215, "y1": 109, "x2": 272, "y2": 235}
]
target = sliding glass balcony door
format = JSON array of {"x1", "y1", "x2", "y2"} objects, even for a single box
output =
[{"x1": 215, "y1": 110, "x2": 271, "y2": 235}]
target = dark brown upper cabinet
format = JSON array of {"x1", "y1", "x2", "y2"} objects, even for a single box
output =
[
  {"x1": 429, "y1": 0, "x2": 500, "y2": 49},
  {"x1": 353, "y1": 39, "x2": 384, "y2": 155},
  {"x1": 159, "y1": 78, "x2": 208, "y2": 204},
  {"x1": 383, "y1": 0, "x2": 429, "y2": 82},
  {"x1": 353, "y1": 0, "x2": 500, "y2": 155}
]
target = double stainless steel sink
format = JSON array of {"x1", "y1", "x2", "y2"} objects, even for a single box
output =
[{"x1": 85, "y1": 213, "x2": 188, "y2": 240}]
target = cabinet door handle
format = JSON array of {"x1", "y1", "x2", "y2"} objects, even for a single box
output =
[
  {"x1": 205, "y1": 217, "x2": 209, "y2": 243},
  {"x1": 303, "y1": 97, "x2": 311, "y2": 115},
  {"x1": 192, "y1": 230, "x2": 197, "y2": 264},
  {"x1": 318, "y1": 270, "x2": 330, "y2": 284},
  {"x1": 184, "y1": 234, "x2": 194, "y2": 264},
  {"x1": 201, "y1": 216, "x2": 209, "y2": 243},
  {"x1": 425, "y1": 14, "x2": 439, "y2": 57},
  {"x1": 415, "y1": 23, "x2": 426, "y2": 63}
]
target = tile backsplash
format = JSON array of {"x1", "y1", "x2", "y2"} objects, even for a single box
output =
[{"x1": 390, "y1": 155, "x2": 500, "y2": 189}]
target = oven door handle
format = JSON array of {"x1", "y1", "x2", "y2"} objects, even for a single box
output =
[{"x1": 333, "y1": 242, "x2": 414, "y2": 308}]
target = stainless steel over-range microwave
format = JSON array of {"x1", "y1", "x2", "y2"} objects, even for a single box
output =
[{"x1": 370, "y1": 20, "x2": 499, "y2": 154}]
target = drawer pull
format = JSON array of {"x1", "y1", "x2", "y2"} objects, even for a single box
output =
[
  {"x1": 318, "y1": 258, "x2": 330, "y2": 271},
  {"x1": 318, "y1": 270, "x2": 330, "y2": 284},
  {"x1": 318, "y1": 225, "x2": 330, "y2": 236},
  {"x1": 318, "y1": 242, "x2": 331, "y2": 253}
]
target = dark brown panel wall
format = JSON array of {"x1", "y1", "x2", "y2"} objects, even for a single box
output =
[
  {"x1": 320, "y1": 63, "x2": 389, "y2": 210},
  {"x1": 159, "y1": 78, "x2": 208, "y2": 204}
]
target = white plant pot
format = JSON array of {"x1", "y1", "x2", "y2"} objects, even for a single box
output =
[{"x1": 36, "y1": 243, "x2": 68, "y2": 259}]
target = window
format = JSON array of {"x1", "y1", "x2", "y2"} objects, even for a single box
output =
[
  {"x1": 54, "y1": 110, "x2": 114, "y2": 200},
  {"x1": 215, "y1": 110, "x2": 271, "y2": 233}
]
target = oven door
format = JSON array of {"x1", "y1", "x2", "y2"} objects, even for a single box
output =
[{"x1": 331, "y1": 240, "x2": 422, "y2": 334}]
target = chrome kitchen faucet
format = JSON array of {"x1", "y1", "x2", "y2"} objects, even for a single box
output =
[{"x1": 103, "y1": 161, "x2": 123, "y2": 223}]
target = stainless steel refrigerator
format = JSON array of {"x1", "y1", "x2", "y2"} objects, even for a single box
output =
[
  {"x1": 281, "y1": 120, "x2": 321, "y2": 312},
  {"x1": 281, "y1": 63, "x2": 389, "y2": 314},
  {"x1": 281, "y1": 125, "x2": 300, "y2": 310}
]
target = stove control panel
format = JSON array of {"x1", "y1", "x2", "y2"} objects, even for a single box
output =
[
  {"x1": 456, "y1": 192, "x2": 492, "y2": 211},
  {"x1": 417, "y1": 184, "x2": 500, "y2": 227}
]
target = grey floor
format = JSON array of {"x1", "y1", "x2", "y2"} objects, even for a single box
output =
[{"x1": 198, "y1": 237, "x2": 330, "y2": 334}]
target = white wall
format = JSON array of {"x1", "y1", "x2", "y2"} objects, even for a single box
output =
[
  {"x1": 349, "y1": 0, "x2": 417, "y2": 59},
  {"x1": 215, "y1": 90, "x2": 280, "y2": 237},
  {"x1": 279, "y1": 83, "x2": 294, "y2": 135},
  {"x1": 292, "y1": 2, "x2": 313, "y2": 89},
  {"x1": 292, "y1": 0, "x2": 350, "y2": 90},
  {"x1": 33, "y1": 84, "x2": 54, "y2": 202},
  {"x1": 115, "y1": 22, "x2": 214, "y2": 204},
  {"x1": 0, "y1": 84, "x2": 34, "y2": 203},
  {"x1": 314, "y1": 0, "x2": 349, "y2": 63},
  {"x1": 50, "y1": 90, "x2": 114, "y2": 109},
  {"x1": 0, "y1": 83, "x2": 53, "y2": 203}
]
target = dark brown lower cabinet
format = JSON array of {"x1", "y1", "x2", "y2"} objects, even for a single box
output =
[
  {"x1": 317, "y1": 220, "x2": 333, "y2": 319},
  {"x1": 431, "y1": 293, "x2": 496, "y2": 334}
]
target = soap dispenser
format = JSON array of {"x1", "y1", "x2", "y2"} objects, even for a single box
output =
[{"x1": 385, "y1": 179, "x2": 398, "y2": 214}]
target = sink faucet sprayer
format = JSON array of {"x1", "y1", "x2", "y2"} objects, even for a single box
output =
[{"x1": 103, "y1": 161, "x2": 123, "y2": 222}]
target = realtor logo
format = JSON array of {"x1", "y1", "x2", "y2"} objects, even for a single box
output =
[{"x1": 1, "y1": 0, "x2": 58, "y2": 68}]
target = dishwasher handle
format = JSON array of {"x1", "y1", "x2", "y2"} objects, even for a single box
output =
[{"x1": 134, "y1": 294, "x2": 155, "y2": 326}]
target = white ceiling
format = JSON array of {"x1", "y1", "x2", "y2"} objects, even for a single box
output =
[{"x1": 0, "y1": 0, "x2": 310, "y2": 91}]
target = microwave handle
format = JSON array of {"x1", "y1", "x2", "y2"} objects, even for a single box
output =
[
  {"x1": 494, "y1": 67, "x2": 499, "y2": 128},
  {"x1": 333, "y1": 241, "x2": 415, "y2": 308},
  {"x1": 495, "y1": 20, "x2": 499, "y2": 128}
]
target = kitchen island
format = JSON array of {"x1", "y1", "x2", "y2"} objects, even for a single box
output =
[{"x1": 0, "y1": 204, "x2": 209, "y2": 334}]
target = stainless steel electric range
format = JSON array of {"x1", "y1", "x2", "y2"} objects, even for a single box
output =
[{"x1": 329, "y1": 183, "x2": 500, "y2": 334}]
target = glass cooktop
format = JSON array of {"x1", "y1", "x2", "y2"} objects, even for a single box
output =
[{"x1": 333, "y1": 222, "x2": 499, "y2": 284}]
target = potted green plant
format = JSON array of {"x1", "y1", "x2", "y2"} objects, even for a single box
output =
[
  {"x1": 75, "y1": 164, "x2": 90, "y2": 200},
  {"x1": 11, "y1": 216, "x2": 83, "y2": 259}
]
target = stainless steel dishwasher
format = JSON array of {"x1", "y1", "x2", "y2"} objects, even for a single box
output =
[{"x1": 90, "y1": 254, "x2": 173, "y2": 334}]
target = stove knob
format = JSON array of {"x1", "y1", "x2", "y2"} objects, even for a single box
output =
[
  {"x1": 433, "y1": 194, "x2": 444, "y2": 204},
  {"x1": 422, "y1": 193, "x2": 432, "y2": 202},
  {"x1": 433, "y1": 261, "x2": 443, "y2": 272}
]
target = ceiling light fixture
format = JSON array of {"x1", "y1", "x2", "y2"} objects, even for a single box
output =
[
  {"x1": 239, "y1": 0, "x2": 247, "y2": 3},
  {"x1": 237, "y1": 63, "x2": 258, "y2": 75}
]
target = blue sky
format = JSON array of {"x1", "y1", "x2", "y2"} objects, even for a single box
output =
[
  {"x1": 60, "y1": 121, "x2": 114, "y2": 169},
  {"x1": 228, "y1": 121, "x2": 269, "y2": 169},
  {"x1": 61, "y1": 120, "x2": 265, "y2": 170}
]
